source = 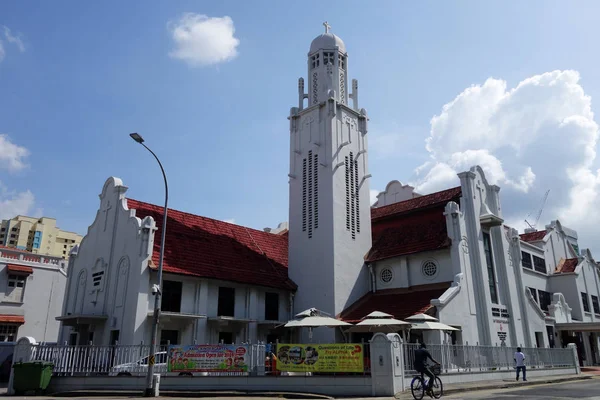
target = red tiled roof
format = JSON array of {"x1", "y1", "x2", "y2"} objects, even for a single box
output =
[
  {"x1": 0, "y1": 315, "x2": 24, "y2": 324},
  {"x1": 340, "y1": 283, "x2": 451, "y2": 322},
  {"x1": 366, "y1": 187, "x2": 462, "y2": 262},
  {"x1": 0, "y1": 245, "x2": 33, "y2": 254},
  {"x1": 6, "y1": 264, "x2": 33, "y2": 274},
  {"x1": 371, "y1": 187, "x2": 462, "y2": 221},
  {"x1": 519, "y1": 230, "x2": 547, "y2": 243},
  {"x1": 127, "y1": 199, "x2": 297, "y2": 291},
  {"x1": 367, "y1": 208, "x2": 452, "y2": 262},
  {"x1": 555, "y1": 258, "x2": 579, "y2": 274}
]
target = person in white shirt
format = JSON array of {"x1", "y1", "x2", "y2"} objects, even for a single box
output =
[{"x1": 514, "y1": 347, "x2": 526, "y2": 381}]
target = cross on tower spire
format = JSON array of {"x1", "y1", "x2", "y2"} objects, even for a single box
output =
[{"x1": 323, "y1": 21, "x2": 331, "y2": 33}]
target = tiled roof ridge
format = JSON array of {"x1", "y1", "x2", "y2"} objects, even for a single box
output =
[
  {"x1": 340, "y1": 282, "x2": 451, "y2": 319},
  {"x1": 554, "y1": 257, "x2": 579, "y2": 274},
  {"x1": 0, "y1": 245, "x2": 35, "y2": 255},
  {"x1": 371, "y1": 186, "x2": 462, "y2": 220},
  {"x1": 127, "y1": 198, "x2": 282, "y2": 238},
  {"x1": 127, "y1": 198, "x2": 296, "y2": 291},
  {"x1": 519, "y1": 230, "x2": 547, "y2": 242},
  {"x1": 370, "y1": 282, "x2": 453, "y2": 295}
]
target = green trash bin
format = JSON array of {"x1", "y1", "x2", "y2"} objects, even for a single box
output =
[{"x1": 12, "y1": 361, "x2": 54, "y2": 395}]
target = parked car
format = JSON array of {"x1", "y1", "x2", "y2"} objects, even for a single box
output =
[{"x1": 109, "y1": 352, "x2": 168, "y2": 376}]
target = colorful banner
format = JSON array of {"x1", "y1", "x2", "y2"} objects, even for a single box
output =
[
  {"x1": 275, "y1": 344, "x2": 364, "y2": 372},
  {"x1": 167, "y1": 344, "x2": 250, "y2": 373}
]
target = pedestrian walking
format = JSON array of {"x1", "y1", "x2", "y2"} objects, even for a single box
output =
[{"x1": 514, "y1": 347, "x2": 527, "y2": 381}]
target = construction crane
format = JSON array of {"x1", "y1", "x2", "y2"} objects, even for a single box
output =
[{"x1": 524, "y1": 189, "x2": 550, "y2": 231}]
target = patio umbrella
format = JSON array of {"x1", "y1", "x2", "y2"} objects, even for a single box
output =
[
  {"x1": 346, "y1": 311, "x2": 411, "y2": 333},
  {"x1": 405, "y1": 313, "x2": 459, "y2": 331},
  {"x1": 284, "y1": 308, "x2": 351, "y2": 341}
]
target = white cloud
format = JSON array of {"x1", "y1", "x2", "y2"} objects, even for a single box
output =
[
  {"x1": 0, "y1": 134, "x2": 30, "y2": 171},
  {"x1": 0, "y1": 41, "x2": 4, "y2": 63},
  {"x1": 411, "y1": 70, "x2": 600, "y2": 251},
  {"x1": 168, "y1": 13, "x2": 239, "y2": 67},
  {"x1": 3, "y1": 26, "x2": 25, "y2": 53},
  {"x1": 223, "y1": 218, "x2": 236, "y2": 224},
  {"x1": 0, "y1": 135, "x2": 37, "y2": 219},
  {"x1": 0, "y1": 185, "x2": 36, "y2": 219}
]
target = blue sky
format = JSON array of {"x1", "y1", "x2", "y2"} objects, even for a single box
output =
[{"x1": 2, "y1": 1, "x2": 600, "y2": 251}]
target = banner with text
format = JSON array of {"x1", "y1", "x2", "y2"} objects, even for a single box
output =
[
  {"x1": 168, "y1": 344, "x2": 250, "y2": 373},
  {"x1": 275, "y1": 344, "x2": 364, "y2": 372}
]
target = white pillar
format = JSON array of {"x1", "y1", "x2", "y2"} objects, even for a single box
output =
[
  {"x1": 370, "y1": 332, "x2": 405, "y2": 396},
  {"x1": 567, "y1": 343, "x2": 580, "y2": 374}
]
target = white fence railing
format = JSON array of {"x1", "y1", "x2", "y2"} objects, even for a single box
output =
[
  {"x1": 24, "y1": 342, "x2": 576, "y2": 378},
  {"x1": 403, "y1": 343, "x2": 576, "y2": 375}
]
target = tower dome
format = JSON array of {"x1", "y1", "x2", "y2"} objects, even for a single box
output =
[
  {"x1": 309, "y1": 22, "x2": 346, "y2": 54},
  {"x1": 309, "y1": 32, "x2": 346, "y2": 54}
]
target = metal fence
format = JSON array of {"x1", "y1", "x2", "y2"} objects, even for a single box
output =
[
  {"x1": 403, "y1": 343, "x2": 576, "y2": 376},
  {"x1": 28, "y1": 342, "x2": 373, "y2": 377},
  {"x1": 24, "y1": 341, "x2": 574, "y2": 378}
]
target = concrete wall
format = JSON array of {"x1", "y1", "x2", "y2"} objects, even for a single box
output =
[
  {"x1": 288, "y1": 83, "x2": 372, "y2": 343},
  {"x1": 372, "y1": 250, "x2": 453, "y2": 290},
  {"x1": 47, "y1": 375, "x2": 374, "y2": 397},
  {"x1": 0, "y1": 249, "x2": 67, "y2": 342},
  {"x1": 60, "y1": 178, "x2": 293, "y2": 346},
  {"x1": 59, "y1": 177, "x2": 156, "y2": 346}
]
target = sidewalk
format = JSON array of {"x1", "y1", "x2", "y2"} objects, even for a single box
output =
[
  {"x1": 0, "y1": 373, "x2": 594, "y2": 399},
  {"x1": 389, "y1": 373, "x2": 593, "y2": 400}
]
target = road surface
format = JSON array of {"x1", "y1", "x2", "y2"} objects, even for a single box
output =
[{"x1": 445, "y1": 377, "x2": 600, "y2": 399}]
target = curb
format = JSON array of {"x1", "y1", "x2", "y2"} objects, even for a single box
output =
[
  {"x1": 442, "y1": 374, "x2": 592, "y2": 396},
  {"x1": 391, "y1": 374, "x2": 593, "y2": 399},
  {"x1": 48, "y1": 390, "x2": 334, "y2": 399}
]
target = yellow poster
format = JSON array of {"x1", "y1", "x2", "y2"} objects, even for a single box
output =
[{"x1": 275, "y1": 344, "x2": 364, "y2": 372}]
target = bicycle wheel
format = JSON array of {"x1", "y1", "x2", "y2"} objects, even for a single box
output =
[
  {"x1": 410, "y1": 376, "x2": 425, "y2": 400},
  {"x1": 431, "y1": 376, "x2": 443, "y2": 399}
]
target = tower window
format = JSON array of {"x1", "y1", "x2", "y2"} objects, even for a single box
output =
[
  {"x1": 302, "y1": 152, "x2": 319, "y2": 239},
  {"x1": 302, "y1": 159, "x2": 307, "y2": 232},
  {"x1": 323, "y1": 52, "x2": 334, "y2": 65},
  {"x1": 314, "y1": 154, "x2": 319, "y2": 229},
  {"x1": 308, "y1": 151, "x2": 313, "y2": 238},
  {"x1": 338, "y1": 54, "x2": 346, "y2": 70},
  {"x1": 345, "y1": 152, "x2": 360, "y2": 239},
  {"x1": 482, "y1": 232, "x2": 499, "y2": 304},
  {"x1": 354, "y1": 159, "x2": 360, "y2": 233},
  {"x1": 311, "y1": 53, "x2": 320, "y2": 69},
  {"x1": 345, "y1": 156, "x2": 350, "y2": 231}
]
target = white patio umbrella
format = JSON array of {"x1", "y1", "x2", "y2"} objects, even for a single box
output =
[
  {"x1": 284, "y1": 308, "x2": 351, "y2": 341},
  {"x1": 346, "y1": 311, "x2": 411, "y2": 333},
  {"x1": 405, "y1": 313, "x2": 459, "y2": 331}
]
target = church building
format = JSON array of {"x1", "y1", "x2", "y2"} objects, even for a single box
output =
[{"x1": 56, "y1": 25, "x2": 600, "y2": 365}]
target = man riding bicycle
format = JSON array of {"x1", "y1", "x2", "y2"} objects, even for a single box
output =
[{"x1": 414, "y1": 343, "x2": 440, "y2": 397}]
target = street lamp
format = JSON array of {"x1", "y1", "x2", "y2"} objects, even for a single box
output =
[{"x1": 129, "y1": 132, "x2": 168, "y2": 397}]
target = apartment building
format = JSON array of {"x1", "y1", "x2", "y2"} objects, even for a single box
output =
[{"x1": 0, "y1": 216, "x2": 82, "y2": 260}]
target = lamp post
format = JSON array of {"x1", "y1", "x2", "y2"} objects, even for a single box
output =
[{"x1": 129, "y1": 133, "x2": 168, "y2": 397}]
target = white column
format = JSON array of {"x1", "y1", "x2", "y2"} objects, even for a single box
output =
[
  {"x1": 248, "y1": 288, "x2": 259, "y2": 343},
  {"x1": 568, "y1": 343, "x2": 581, "y2": 374},
  {"x1": 370, "y1": 333, "x2": 404, "y2": 396}
]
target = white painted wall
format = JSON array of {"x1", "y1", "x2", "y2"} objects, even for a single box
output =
[
  {"x1": 288, "y1": 32, "x2": 372, "y2": 343},
  {"x1": 59, "y1": 177, "x2": 156, "y2": 346},
  {"x1": 372, "y1": 250, "x2": 453, "y2": 291},
  {"x1": 0, "y1": 251, "x2": 67, "y2": 343}
]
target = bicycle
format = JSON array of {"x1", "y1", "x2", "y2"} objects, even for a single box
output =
[{"x1": 410, "y1": 363, "x2": 443, "y2": 399}]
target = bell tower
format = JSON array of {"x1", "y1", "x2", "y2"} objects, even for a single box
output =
[{"x1": 288, "y1": 23, "x2": 372, "y2": 342}]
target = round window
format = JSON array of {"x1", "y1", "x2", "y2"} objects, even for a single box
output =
[
  {"x1": 422, "y1": 261, "x2": 438, "y2": 278},
  {"x1": 380, "y1": 268, "x2": 393, "y2": 283}
]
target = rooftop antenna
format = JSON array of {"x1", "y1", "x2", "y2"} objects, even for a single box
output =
[{"x1": 524, "y1": 189, "x2": 550, "y2": 233}]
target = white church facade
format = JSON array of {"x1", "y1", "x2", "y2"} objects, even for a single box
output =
[{"x1": 55, "y1": 26, "x2": 600, "y2": 366}]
